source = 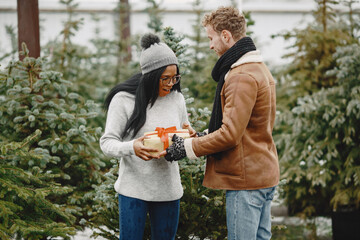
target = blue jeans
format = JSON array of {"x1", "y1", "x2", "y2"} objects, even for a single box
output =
[
  {"x1": 226, "y1": 187, "x2": 276, "y2": 240},
  {"x1": 118, "y1": 194, "x2": 180, "y2": 240}
]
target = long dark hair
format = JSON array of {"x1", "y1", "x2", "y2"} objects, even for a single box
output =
[
  {"x1": 104, "y1": 66, "x2": 181, "y2": 139},
  {"x1": 103, "y1": 73, "x2": 142, "y2": 110}
]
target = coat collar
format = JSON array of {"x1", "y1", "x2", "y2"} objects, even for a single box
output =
[
  {"x1": 231, "y1": 50, "x2": 263, "y2": 68},
  {"x1": 224, "y1": 50, "x2": 263, "y2": 80}
]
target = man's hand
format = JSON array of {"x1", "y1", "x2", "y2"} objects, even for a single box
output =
[{"x1": 159, "y1": 134, "x2": 186, "y2": 162}]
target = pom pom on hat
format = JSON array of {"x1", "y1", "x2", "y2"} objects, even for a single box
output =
[
  {"x1": 141, "y1": 33, "x2": 160, "y2": 49},
  {"x1": 139, "y1": 33, "x2": 178, "y2": 74}
]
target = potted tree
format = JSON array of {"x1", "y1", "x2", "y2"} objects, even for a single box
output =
[
  {"x1": 277, "y1": 43, "x2": 360, "y2": 239},
  {"x1": 272, "y1": 0, "x2": 359, "y2": 238}
]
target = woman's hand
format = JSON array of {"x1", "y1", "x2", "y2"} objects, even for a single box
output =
[
  {"x1": 182, "y1": 123, "x2": 196, "y2": 137},
  {"x1": 133, "y1": 136, "x2": 160, "y2": 161}
]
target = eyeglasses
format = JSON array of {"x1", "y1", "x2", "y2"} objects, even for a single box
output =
[{"x1": 160, "y1": 75, "x2": 181, "y2": 85}]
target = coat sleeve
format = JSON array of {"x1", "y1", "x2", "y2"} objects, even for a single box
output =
[
  {"x1": 99, "y1": 93, "x2": 135, "y2": 158},
  {"x1": 190, "y1": 73, "x2": 258, "y2": 157}
]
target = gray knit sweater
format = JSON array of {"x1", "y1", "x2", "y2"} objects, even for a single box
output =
[{"x1": 100, "y1": 90, "x2": 189, "y2": 201}]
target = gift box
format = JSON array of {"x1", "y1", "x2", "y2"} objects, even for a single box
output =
[{"x1": 143, "y1": 127, "x2": 190, "y2": 157}]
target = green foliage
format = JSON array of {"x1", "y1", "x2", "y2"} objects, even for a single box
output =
[
  {"x1": 163, "y1": 24, "x2": 213, "y2": 128},
  {"x1": 276, "y1": 43, "x2": 360, "y2": 217},
  {"x1": 0, "y1": 44, "x2": 106, "y2": 238},
  {"x1": 177, "y1": 157, "x2": 227, "y2": 240},
  {"x1": 0, "y1": 25, "x2": 17, "y2": 63},
  {"x1": 0, "y1": 130, "x2": 76, "y2": 239},
  {"x1": 274, "y1": 0, "x2": 356, "y2": 108},
  {"x1": 342, "y1": 0, "x2": 360, "y2": 39},
  {"x1": 184, "y1": 88, "x2": 212, "y2": 132},
  {"x1": 163, "y1": 26, "x2": 190, "y2": 74},
  {"x1": 273, "y1": 0, "x2": 360, "y2": 218},
  {"x1": 43, "y1": 0, "x2": 137, "y2": 107},
  {"x1": 146, "y1": 0, "x2": 164, "y2": 33},
  {"x1": 182, "y1": 0, "x2": 218, "y2": 109},
  {"x1": 85, "y1": 159, "x2": 119, "y2": 240}
]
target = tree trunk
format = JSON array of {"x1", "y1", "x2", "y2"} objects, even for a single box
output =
[
  {"x1": 17, "y1": 0, "x2": 40, "y2": 60},
  {"x1": 119, "y1": 0, "x2": 131, "y2": 62}
]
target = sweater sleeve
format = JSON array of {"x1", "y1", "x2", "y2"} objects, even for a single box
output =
[
  {"x1": 179, "y1": 92, "x2": 190, "y2": 126},
  {"x1": 99, "y1": 92, "x2": 135, "y2": 158}
]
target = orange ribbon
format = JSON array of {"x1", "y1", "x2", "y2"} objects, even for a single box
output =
[
  {"x1": 145, "y1": 126, "x2": 188, "y2": 150},
  {"x1": 155, "y1": 126, "x2": 177, "y2": 149}
]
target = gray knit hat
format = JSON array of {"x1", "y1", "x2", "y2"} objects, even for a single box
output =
[{"x1": 140, "y1": 33, "x2": 178, "y2": 74}]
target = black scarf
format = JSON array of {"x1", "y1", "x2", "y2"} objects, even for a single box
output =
[{"x1": 208, "y1": 37, "x2": 256, "y2": 159}]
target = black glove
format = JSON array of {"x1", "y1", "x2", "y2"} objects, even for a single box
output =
[
  {"x1": 165, "y1": 134, "x2": 186, "y2": 162},
  {"x1": 196, "y1": 131, "x2": 207, "y2": 137}
]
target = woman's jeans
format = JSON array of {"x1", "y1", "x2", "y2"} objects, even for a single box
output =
[
  {"x1": 118, "y1": 194, "x2": 180, "y2": 240},
  {"x1": 226, "y1": 187, "x2": 276, "y2": 240}
]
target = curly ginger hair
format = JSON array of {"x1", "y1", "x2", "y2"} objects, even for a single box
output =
[{"x1": 202, "y1": 6, "x2": 246, "y2": 41}]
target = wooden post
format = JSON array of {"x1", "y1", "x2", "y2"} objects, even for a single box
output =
[
  {"x1": 119, "y1": 0, "x2": 131, "y2": 62},
  {"x1": 17, "y1": 0, "x2": 40, "y2": 60}
]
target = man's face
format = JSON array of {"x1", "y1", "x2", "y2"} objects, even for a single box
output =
[{"x1": 205, "y1": 25, "x2": 228, "y2": 57}]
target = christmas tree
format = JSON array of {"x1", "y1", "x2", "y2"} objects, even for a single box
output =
[
  {"x1": 0, "y1": 44, "x2": 105, "y2": 239},
  {"x1": 274, "y1": 0, "x2": 360, "y2": 218}
]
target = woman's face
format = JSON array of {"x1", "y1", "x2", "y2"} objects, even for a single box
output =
[{"x1": 158, "y1": 64, "x2": 178, "y2": 97}]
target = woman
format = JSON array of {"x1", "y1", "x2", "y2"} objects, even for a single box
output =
[{"x1": 100, "y1": 33, "x2": 195, "y2": 240}]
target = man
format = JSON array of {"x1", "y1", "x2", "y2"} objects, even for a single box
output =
[{"x1": 160, "y1": 6, "x2": 279, "y2": 240}]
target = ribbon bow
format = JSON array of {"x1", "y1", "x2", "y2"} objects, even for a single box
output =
[{"x1": 155, "y1": 126, "x2": 177, "y2": 149}]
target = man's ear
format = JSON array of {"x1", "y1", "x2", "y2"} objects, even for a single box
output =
[
  {"x1": 221, "y1": 30, "x2": 233, "y2": 43},
  {"x1": 221, "y1": 30, "x2": 236, "y2": 47}
]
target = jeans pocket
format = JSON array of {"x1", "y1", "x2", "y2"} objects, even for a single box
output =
[
  {"x1": 247, "y1": 187, "x2": 276, "y2": 207},
  {"x1": 265, "y1": 186, "x2": 276, "y2": 201},
  {"x1": 247, "y1": 190, "x2": 266, "y2": 208}
]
